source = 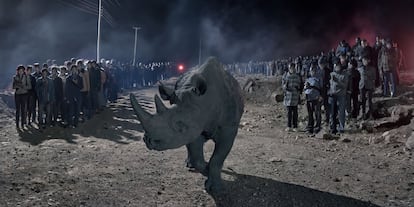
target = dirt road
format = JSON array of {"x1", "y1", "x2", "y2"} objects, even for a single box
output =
[{"x1": 0, "y1": 87, "x2": 413, "y2": 207}]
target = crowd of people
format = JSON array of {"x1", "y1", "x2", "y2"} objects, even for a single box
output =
[
  {"x1": 12, "y1": 36, "x2": 405, "y2": 135},
  {"x1": 279, "y1": 36, "x2": 404, "y2": 134},
  {"x1": 225, "y1": 36, "x2": 405, "y2": 134},
  {"x1": 11, "y1": 58, "x2": 177, "y2": 130}
]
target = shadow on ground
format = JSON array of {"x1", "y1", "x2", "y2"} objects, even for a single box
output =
[
  {"x1": 212, "y1": 170, "x2": 381, "y2": 207},
  {"x1": 16, "y1": 93, "x2": 147, "y2": 145}
]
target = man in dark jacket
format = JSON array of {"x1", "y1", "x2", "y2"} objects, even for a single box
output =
[
  {"x1": 318, "y1": 57, "x2": 331, "y2": 126},
  {"x1": 36, "y1": 68, "x2": 54, "y2": 129},
  {"x1": 358, "y1": 57, "x2": 376, "y2": 120},
  {"x1": 30, "y1": 63, "x2": 42, "y2": 123},
  {"x1": 378, "y1": 40, "x2": 397, "y2": 97},
  {"x1": 26, "y1": 65, "x2": 37, "y2": 125},
  {"x1": 328, "y1": 64, "x2": 349, "y2": 134},
  {"x1": 346, "y1": 59, "x2": 360, "y2": 119},
  {"x1": 352, "y1": 37, "x2": 361, "y2": 57},
  {"x1": 65, "y1": 65, "x2": 83, "y2": 128},
  {"x1": 89, "y1": 61, "x2": 101, "y2": 114},
  {"x1": 50, "y1": 66, "x2": 63, "y2": 126},
  {"x1": 358, "y1": 39, "x2": 373, "y2": 60}
]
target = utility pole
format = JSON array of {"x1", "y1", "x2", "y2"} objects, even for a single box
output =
[
  {"x1": 132, "y1": 26, "x2": 141, "y2": 66},
  {"x1": 96, "y1": 0, "x2": 102, "y2": 62}
]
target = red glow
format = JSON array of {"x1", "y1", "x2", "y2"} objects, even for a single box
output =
[{"x1": 178, "y1": 64, "x2": 184, "y2": 71}]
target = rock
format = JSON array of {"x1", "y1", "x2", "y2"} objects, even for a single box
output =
[
  {"x1": 275, "y1": 94, "x2": 284, "y2": 102},
  {"x1": 382, "y1": 131, "x2": 398, "y2": 144},
  {"x1": 406, "y1": 132, "x2": 414, "y2": 150},
  {"x1": 323, "y1": 133, "x2": 340, "y2": 140},
  {"x1": 360, "y1": 121, "x2": 375, "y2": 133},
  {"x1": 342, "y1": 138, "x2": 351, "y2": 143},
  {"x1": 243, "y1": 79, "x2": 256, "y2": 93},
  {"x1": 241, "y1": 122, "x2": 250, "y2": 126},
  {"x1": 268, "y1": 157, "x2": 283, "y2": 163},
  {"x1": 385, "y1": 134, "x2": 400, "y2": 144},
  {"x1": 369, "y1": 136, "x2": 384, "y2": 144}
]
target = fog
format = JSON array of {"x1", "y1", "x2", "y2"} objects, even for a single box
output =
[{"x1": 1, "y1": 0, "x2": 414, "y2": 89}]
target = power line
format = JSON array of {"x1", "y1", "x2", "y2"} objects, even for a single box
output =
[
  {"x1": 58, "y1": 0, "x2": 117, "y2": 27},
  {"x1": 103, "y1": 0, "x2": 118, "y2": 8},
  {"x1": 75, "y1": 0, "x2": 116, "y2": 27},
  {"x1": 57, "y1": 0, "x2": 97, "y2": 16}
]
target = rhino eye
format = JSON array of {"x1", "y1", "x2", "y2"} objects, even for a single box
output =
[{"x1": 173, "y1": 121, "x2": 188, "y2": 133}]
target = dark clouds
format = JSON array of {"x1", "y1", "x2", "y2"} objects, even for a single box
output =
[{"x1": 1, "y1": 0, "x2": 414, "y2": 88}]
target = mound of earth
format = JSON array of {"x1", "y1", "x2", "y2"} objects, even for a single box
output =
[{"x1": 235, "y1": 74, "x2": 283, "y2": 104}]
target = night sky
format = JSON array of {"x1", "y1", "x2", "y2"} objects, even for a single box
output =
[{"x1": 1, "y1": 0, "x2": 414, "y2": 87}]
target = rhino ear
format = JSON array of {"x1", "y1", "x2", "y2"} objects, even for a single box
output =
[
  {"x1": 159, "y1": 83, "x2": 175, "y2": 100},
  {"x1": 191, "y1": 75, "x2": 207, "y2": 96}
]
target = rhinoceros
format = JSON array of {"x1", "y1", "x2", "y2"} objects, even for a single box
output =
[{"x1": 130, "y1": 57, "x2": 244, "y2": 192}]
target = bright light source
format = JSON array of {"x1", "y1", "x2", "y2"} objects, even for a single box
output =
[{"x1": 178, "y1": 64, "x2": 184, "y2": 71}]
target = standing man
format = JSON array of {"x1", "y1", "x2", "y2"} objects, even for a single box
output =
[
  {"x1": 36, "y1": 68, "x2": 54, "y2": 129},
  {"x1": 89, "y1": 61, "x2": 101, "y2": 114},
  {"x1": 318, "y1": 57, "x2": 331, "y2": 126},
  {"x1": 346, "y1": 59, "x2": 360, "y2": 120},
  {"x1": 358, "y1": 57, "x2": 376, "y2": 120},
  {"x1": 282, "y1": 63, "x2": 301, "y2": 132},
  {"x1": 13, "y1": 65, "x2": 31, "y2": 129},
  {"x1": 26, "y1": 65, "x2": 37, "y2": 125},
  {"x1": 378, "y1": 39, "x2": 397, "y2": 97},
  {"x1": 65, "y1": 65, "x2": 83, "y2": 128},
  {"x1": 80, "y1": 62, "x2": 91, "y2": 120},
  {"x1": 328, "y1": 64, "x2": 349, "y2": 134},
  {"x1": 50, "y1": 66, "x2": 63, "y2": 126},
  {"x1": 304, "y1": 67, "x2": 322, "y2": 134},
  {"x1": 31, "y1": 63, "x2": 42, "y2": 123}
]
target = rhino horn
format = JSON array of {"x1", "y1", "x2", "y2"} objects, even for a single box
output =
[
  {"x1": 154, "y1": 94, "x2": 167, "y2": 114},
  {"x1": 130, "y1": 93, "x2": 152, "y2": 127}
]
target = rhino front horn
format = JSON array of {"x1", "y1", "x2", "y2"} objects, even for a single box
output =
[
  {"x1": 130, "y1": 93, "x2": 152, "y2": 126},
  {"x1": 154, "y1": 94, "x2": 167, "y2": 114}
]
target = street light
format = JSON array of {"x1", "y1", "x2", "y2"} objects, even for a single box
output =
[{"x1": 133, "y1": 26, "x2": 141, "y2": 66}]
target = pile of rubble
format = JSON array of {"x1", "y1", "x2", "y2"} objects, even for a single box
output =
[{"x1": 236, "y1": 74, "x2": 283, "y2": 104}]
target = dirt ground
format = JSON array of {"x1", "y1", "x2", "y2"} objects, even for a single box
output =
[{"x1": 1, "y1": 73, "x2": 414, "y2": 207}]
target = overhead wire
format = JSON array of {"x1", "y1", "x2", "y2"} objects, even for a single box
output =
[{"x1": 58, "y1": 0, "x2": 118, "y2": 27}]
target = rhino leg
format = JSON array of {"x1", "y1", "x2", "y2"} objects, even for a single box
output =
[
  {"x1": 205, "y1": 126, "x2": 237, "y2": 193},
  {"x1": 185, "y1": 136, "x2": 208, "y2": 176}
]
